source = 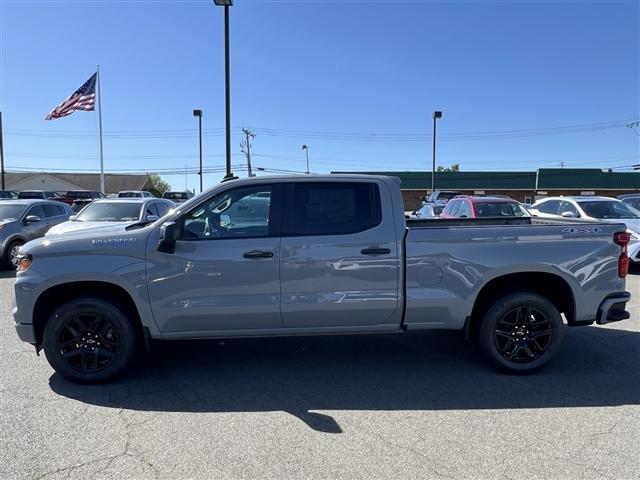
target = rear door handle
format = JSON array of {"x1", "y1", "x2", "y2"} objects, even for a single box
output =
[
  {"x1": 243, "y1": 250, "x2": 274, "y2": 259},
  {"x1": 361, "y1": 248, "x2": 391, "y2": 255}
]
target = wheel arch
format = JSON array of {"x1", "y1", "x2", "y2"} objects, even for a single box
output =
[
  {"x1": 468, "y1": 272, "x2": 576, "y2": 339},
  {"x1": 33, "y1": 281, "x2": 145, "y2": 346}
]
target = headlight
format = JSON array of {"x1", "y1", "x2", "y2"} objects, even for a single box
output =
[{"x1": 16, "y1": 254, "x2": 32, "y2": 272}]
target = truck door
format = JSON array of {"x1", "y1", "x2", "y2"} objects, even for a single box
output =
[
  {"x1": 280, "y1": 181, "x2": 401, "y2": 328},
  {"x1": 146, "y1": 183, "x2": 284, "y2": 334}
]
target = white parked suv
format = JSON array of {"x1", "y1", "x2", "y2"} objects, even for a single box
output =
[{"x1": 529, "y1": 196, "x2": 640, "y2": 262}]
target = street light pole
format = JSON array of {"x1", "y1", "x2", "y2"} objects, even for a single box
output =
[
  {"x1": 213, "y1": 0, "x2": 234, "y2": 180},
  {"x1": 193, "y1": 109, "x2": 204, "y2": 192},
  {"x1": 0, "y1": 111, "x2": 5, "y2": 190},
  {"x1": 431, "y1": 111, "x2": 442, "y2": 193},
  {"x1": 302, "y1": 144, "x2": 310, "y2": 174}
]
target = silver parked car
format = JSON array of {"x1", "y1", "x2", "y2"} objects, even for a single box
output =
[
  {"x1": 162, "y1": 191, "x2": 195, "y2": 204},
  {"x1": 46, "y1": 198, "x2": 175, "y2": 237},
  {"x1": 0, "y1": 200, "x2": 73, "y2": 269},
  {"x1": 529, "y1": 196, "x2": 640, "y2": 262},
  {"x1": 117, "y1": 190, "x2": 155, "y2": 198}
]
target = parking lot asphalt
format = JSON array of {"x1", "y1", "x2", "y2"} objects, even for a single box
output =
[{"x1": 1, "y1": 270, "x2": 639, "y2": 480}]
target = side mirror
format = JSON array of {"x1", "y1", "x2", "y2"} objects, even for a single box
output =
[
  {"x1": 146, "y1": 215, "x2": 159, "y2": 223},
  {"x1": 69, "y1": 215, "x2": 77, "y2": 221},
  {"x1": 158, "y1": 221, "x2": 177, "y2": 253},
  {"x1": 24, "y1": 215, "x2": 40, "y2": 224},
  {"x1": 561, "y1": 211, "x2": 576, "y2": 218}
]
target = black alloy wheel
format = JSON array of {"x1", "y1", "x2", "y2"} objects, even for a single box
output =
[
  {"x1": 56, "y1": 309, "x2": 120, "y2": 373},
  {"x1": 43, "y1": 298, "x2": 137, "y2": 383},
  {"x1": 478, "y1": 292, "x2": 564, "y2": 374},
  {"x1": 493, "y1": 306, "x2": 551, "y2": 363}
]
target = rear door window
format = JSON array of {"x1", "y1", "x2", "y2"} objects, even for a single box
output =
[{"x1": 285, "y1": 182, "x2": 380, "y2": 236}]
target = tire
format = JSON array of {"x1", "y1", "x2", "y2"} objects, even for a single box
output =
[
  {"x1": 42, "y1": 297, "x2": 137, "y2": 384},
  {"x1": 478, "y1": 292, "x2": 564, "y2": 374},
  {"x1": 3, "y1": 239, "x2": 24, "y2": 270}
]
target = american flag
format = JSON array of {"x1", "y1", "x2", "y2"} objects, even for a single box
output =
[{"x1": 44, "y1": 73, "x2": 97, "y2": 120}]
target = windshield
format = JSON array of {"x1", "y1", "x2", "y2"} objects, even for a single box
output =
[
  {"x1": 118, "y1": 192, "x2": 141, "y2": 198},
  {"x1": 0, "y1": 204, "x2": 25, "y2": 221},
  {"x1": 436, "y1": 192, "x2": 460, "y2": 202},
  {"x1": 474, "y1": 202, "x2": 530, "y2": 217},
  {"x1": 75, "y1": 202, "x2": 142, "y2": 222},
  {"x1": 577, "y1": 200, "x2": 640, "y2": 219}
]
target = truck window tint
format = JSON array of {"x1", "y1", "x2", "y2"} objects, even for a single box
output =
[
  {"x1": 288, "y1": 183, "x2": 380, "y2": 235},
  {"x1": 181, "y1": 186, "x2": 272, "y2": 239}
]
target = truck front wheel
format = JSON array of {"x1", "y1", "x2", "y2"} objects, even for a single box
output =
[
  {"x1": 478, "y1": 292, "x2": 564, "y2": 374},
  {"x1": 42, "y1": 297, "x2": 137, "y2": 383}
]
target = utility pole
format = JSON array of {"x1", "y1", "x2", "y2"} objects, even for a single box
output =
[
  {"x1": 0, "y1": 111, "x2": 5, "y2": 190},
  {"x1": 241, "y1": 128, "x2": 255, "y2": 177},
  {"x1": 302, "y1": 144, "x2": 310, "y2": 174},
  {"x1": 431, "y1": 111, "x2": 442, "y2": 193},
  {"x1": 193, "y1": 109, "x2": 204, "y2": 192}
]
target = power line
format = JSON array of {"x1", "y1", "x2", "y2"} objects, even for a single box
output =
[{"x1": 5, "y1": 119, "x2": 637, "y2": 142}]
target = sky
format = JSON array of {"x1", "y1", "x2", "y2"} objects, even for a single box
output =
[{"x1": 1, "y1": 0, "x2": 639, "y2": 192}]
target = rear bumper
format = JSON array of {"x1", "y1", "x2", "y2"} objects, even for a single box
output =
[{"x1": 596, "y1": 292, "x2": 631, "y2": 325}]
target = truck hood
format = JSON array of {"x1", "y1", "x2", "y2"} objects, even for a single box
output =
[
  {"x1": 21, "y1": 224, "x2": 154, "y2": 257},
  {"x1": 45, "y1": 220, "x2": 132, "y2": 237}
]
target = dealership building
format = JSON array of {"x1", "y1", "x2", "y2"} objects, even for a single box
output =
[{"x1": 334, "y1": 168, "x2": 640, "y2": 209}]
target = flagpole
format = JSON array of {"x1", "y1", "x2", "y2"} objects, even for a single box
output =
[{"x1": 96, "y1": 65, "x2": 105, "y2": 193}]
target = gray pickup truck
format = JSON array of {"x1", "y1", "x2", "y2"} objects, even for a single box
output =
[{"x1": 13, "y1": 175, "x2": 632, "y2": 383}]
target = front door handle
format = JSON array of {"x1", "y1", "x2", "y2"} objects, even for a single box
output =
[
  {"x1": 361, "y1": 248, "x2": 391, "y2": 255},
  {"x1": 243, "y1": 250, "x2": 274, "y2": 259}
]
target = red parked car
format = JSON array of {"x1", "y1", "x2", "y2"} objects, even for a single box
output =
[{"x1": 440, "y1": 196, "x2": 530, "y2": 219}]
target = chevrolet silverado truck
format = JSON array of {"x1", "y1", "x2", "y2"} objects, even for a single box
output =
[{"x1": 13, "y1": 175, "x2": 632, "y2": 383}]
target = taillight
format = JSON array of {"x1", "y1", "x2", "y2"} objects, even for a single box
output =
[
  {"x1": 614, "y1": 232, "x2": 630, "y2": 246},
  {"x1": 614, "y1": 231, "x2": 629, "y2": 278}
]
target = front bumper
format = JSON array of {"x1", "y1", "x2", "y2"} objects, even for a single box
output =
[
  {"x1": 596, "y1": 291, "x2": 631, "y2": 325},
  {"x1": 14, "y1": 321, "x2": 37, "y2": 344}
]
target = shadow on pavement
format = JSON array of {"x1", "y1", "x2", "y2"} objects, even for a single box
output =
[
  {"x1": 0, "y1": 269, "x2": 16, "y2": 279},
  {"x1": 50, "y1": 326, "x2": 640, "y2": 433}
]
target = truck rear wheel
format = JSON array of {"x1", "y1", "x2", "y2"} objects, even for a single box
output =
[
  {"x1": 478, "y1": 292, "x2": 564, "y2": 374},
  {"x1": 42, "y1": 297, "x2": 137, "y2": 383}
]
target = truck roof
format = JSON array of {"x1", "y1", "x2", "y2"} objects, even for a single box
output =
[{"x1": 218, "y1": 174, "x2": 400, "y2": 186}]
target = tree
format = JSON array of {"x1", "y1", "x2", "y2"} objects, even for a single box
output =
[
  {"x1": 436, "y1": 164, "x2": 460, "y2": 172},
  {"x1": 149, "y1": 173, "x2": 171, "y2": 197}
]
